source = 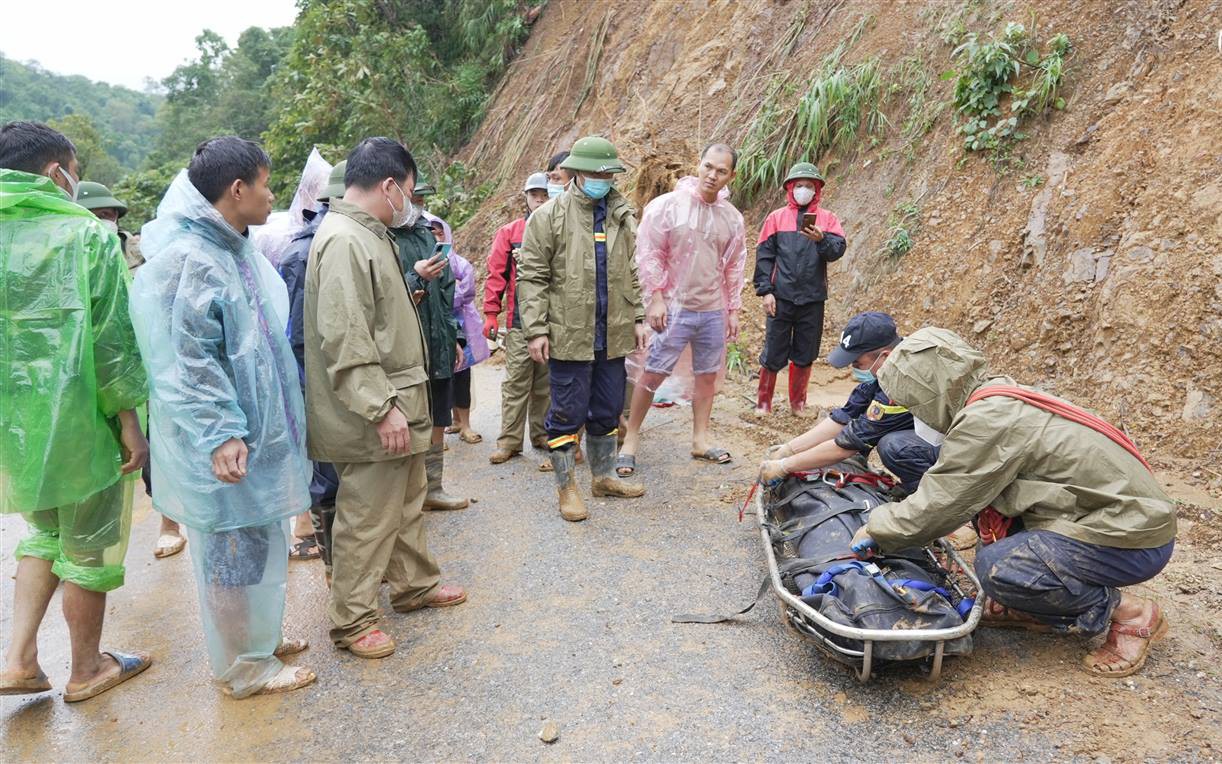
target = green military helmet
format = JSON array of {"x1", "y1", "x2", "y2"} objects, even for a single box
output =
[
  {"x1": 782, "y1": 161, "x2": 824, "y2": 186},
  {"x1": 559, "y1": 136, "x2": 626, "y2": 174},
  {"x1": 318, "y1": 160, "x2": 346, "y2": 202},
  {"x1": 413, "y1": 177, "x2": 436, "y2": 196},
  {"x1": 76, "y1": 181, "x2": 127, "y2": 217}
]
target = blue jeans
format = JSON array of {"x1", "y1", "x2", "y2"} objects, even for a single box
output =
[
  {"x1": 975, "y1": 529, "x2": 1174, "y2": 636},
  {"x1": 546, "y1": 351, "x2": 626, "y2": 439},
  {"x1": 875, "y1": 430, "x2": 940, "y2": 492}
]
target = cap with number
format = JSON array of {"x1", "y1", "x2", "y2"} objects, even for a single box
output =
[{"x1": 827, "y1": 311, "x2": 900, "y2": 368}]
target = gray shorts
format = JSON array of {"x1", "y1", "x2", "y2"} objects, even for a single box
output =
[{"x1": 645, "y1": 309, "x2": 725, "y2": 376}]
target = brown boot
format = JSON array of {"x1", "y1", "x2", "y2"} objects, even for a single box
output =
[
  {"x1": 587, "y1": 433, "x2": 645, "y2": 498},
  {"x1": 755, "y1": 367, "x2": 778, "y2": 414},
  {"x1": 549, "y1": 447, "x2": 588, "y2": 522}
]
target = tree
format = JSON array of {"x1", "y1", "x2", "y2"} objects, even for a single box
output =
[{"x1": 49, "y1": 113, "x2": 124, "y2": 186}]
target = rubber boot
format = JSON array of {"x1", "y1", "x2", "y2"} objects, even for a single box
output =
[
  {"x1": 755, "y1": 367, "x2": 778, "y2": 414},
  {"x1": 423, "y1": 443, "x2": 468, "y2": 510},
  {"x1": 587, "y1": 433, "x2": 645, "y2": 498},
  {"x1": 549, "y1": 446, "x2": 588, "y2": 522},
  {"x1": 788, "y1": 362, "x2": 812, "y2": 412}
]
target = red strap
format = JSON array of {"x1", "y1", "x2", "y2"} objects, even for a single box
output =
[{"x1": 965, "y1": 385, "x2": 1151, "y2": 472}]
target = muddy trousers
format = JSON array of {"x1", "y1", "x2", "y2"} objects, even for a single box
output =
[
  {"x1": 545, "y1": 351, "x2": 626, "y2": 440},
  {"x1": 497, "y1": 328, "x2": 550, "y2": 452},
  {"x1": 184, "y1": 519, "x2": 290, "y2": 698},
  {"x1": 759, "y1": 298, "x2": 824, "y2": 371},
  {"x1": 974, "y1": 530, "x2": 1174, "y2": 636},
  {"x1": 327, "y1": 454, "x2": 441, "y2": 647}
]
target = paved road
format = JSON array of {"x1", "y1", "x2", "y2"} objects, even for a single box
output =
[{"x1": 0, "y1": 365, "x2": 1135, "y2": 761}]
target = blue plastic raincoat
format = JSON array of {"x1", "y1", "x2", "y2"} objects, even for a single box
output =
[{"x1": 129, "y1": 170, "x2": 311, "y2": 532}]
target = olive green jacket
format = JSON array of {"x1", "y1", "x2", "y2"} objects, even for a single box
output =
[
  {"x1": 867, "y1": 328, "x2": 1176, "y2": 551},
  {"x1": 395, "y1": 222, "x2": 459, "y2": 380},
  {"x1": 303, "y1": 200, "x2": 432, "y2": 463},
  {"x1": 516, "y1": 186, "x2": 645, "y2": 361}
]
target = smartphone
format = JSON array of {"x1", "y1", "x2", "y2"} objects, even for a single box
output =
[
  {"x1": 434, "y1": 242, "x2": 452, "y2": 260},
  {"x1": 801, "y1": 212, "x2": 819, "y2": 231}
]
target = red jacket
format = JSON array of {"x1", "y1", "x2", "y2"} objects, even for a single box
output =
[
  {"x1": 482, "y1": 216, "x2": 527, "y2": 329},
  {"x1": 753, "y1": 181, "x2": 846, "y2": 305}
]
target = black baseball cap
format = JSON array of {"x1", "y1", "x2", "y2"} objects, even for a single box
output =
[{"x1": 827, "y1": 312, "x2": 901, "y2": 368}]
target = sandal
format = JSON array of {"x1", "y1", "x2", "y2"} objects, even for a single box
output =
[
  {"x1": 289, "y1": 537, "x2": 321, "y2": 561},
  {"x1": 616, "y1": 453, "x2": 636, "y2": 477},
  {"x1": 444, "y1": 425, "x2": 460, "y2": 434},
  {"x1": 63, "y1": 650, "x2": 151, "y2": 703},
  {"x1": 273, "y1": 638, "x2": 309, "y2": 657},
  {"x1": 345, "y1": 629, "x2": 395, "y2": 659},
  {"x1": 240, "y1": 665, "x2": 316, "y2": 697},
  {"x1": 980, "y1": 598, "x2": 1053, "y2": 633},
  {"x1": 692, "y1": 447, "x2": 732, "y2": 465},
  {"x1": 459, "y1": 430, "x2": 483, "y2": 444},
  {"x1": 0, "y1": 670, "x2": 52, "y2": 696},
  {"x1": 538, "y1": 460, "x2": 554, "y2": 473},
  {"x1": 153, "y1": 534, "x2": 186, "y2": 559},
  {"x1": 393, "y1": 584, "x2": 468, "y2": 613},
  {"x1": 1083, "y1": 602, "x2": 1168, "y2": 678}
]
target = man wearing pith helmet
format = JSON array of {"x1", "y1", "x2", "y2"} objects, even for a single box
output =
[
  {"x1": 517, "y1": 136, "x2": 649, "y2": 522},
  {"x1": 76, "y1": 181, "x2": 144, "y2": 271}
]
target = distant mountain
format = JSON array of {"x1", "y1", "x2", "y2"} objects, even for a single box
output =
[{"x1": 0, "y1": 55, "x2": 161, "y2": 173}]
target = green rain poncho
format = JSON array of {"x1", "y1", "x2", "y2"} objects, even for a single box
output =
[{"x1": 0, "y1": 169, "x2": 147, "y2": 515}]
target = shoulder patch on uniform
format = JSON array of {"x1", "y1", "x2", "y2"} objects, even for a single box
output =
[{"x1": 867, "y1": 401, "x2": 908, "y2": 420}]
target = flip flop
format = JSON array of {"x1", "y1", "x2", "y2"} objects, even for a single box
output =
[
  {"x1": 459, "y1": 430, "x2": 483, "y2": 444},
  {"x1": 616, "y1": 453, "x2": 636, "y2": 477},
  {"x1": 153, "y1": 534, "x2": 186, "y2": 559},
  {"x1": 227, "y1": 665, "x2": 316, "y2": 697},
  {"x1": 62, "y1": 650, "x2": 151, "y2": 703},
  {"x1": 289, "y1": 537, "x2": 321, "y2": 560},
  {"x1": 0, "y1": 671, "x2": 52, "y2": 696},
  {"x1": 273, "y1": 638, "x2": 309, "y2": 657},
  {"x1": 692, "y1": 448, "x2": 732, "y2": 465},
  {"x1": 1083, "y1": 603, "x2": 1169, "y2": 678}
]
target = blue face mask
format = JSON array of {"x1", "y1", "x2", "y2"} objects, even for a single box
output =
[
  {"x1": 580, "y1": 177, "x2": 611, "y2": 200},
  {"x1": 850, "y1": 367, "x2": 876, "y2": 384},
  {"x1": 546, "y1": 182, "x2": 564, "y2": 199}
]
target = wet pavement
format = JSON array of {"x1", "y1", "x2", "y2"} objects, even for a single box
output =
[{"x1": 0, "y1": 365, "x2": 1184, "y2": 760}]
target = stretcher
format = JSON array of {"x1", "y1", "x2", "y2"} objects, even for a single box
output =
[{"x1": 755, "y1": 467, "x2": 984, "y2": 682}]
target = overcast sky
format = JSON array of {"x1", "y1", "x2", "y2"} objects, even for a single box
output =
[{"x1": 1, "y1": 0, "x2": 300, "y2": 90}]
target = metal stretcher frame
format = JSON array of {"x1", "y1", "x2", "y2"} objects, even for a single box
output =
[{"x1": 755, "y1": 487, "x2": 984, "y2": 682}]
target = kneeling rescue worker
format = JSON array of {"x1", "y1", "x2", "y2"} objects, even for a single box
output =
[{"x1": 851, "y1": 328, "x2": 1176, "y2": 678}]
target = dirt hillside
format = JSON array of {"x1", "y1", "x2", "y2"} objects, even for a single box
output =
[{"x1": 451, "y1": 0, "x2": 1222, "y2": 473}]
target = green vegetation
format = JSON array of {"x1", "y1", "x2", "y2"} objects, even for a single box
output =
[
  {"x1": 948, "y1": 23, "x2": 1071, "y2": 157},
  {"x1": 883, "y1": 201, "x2": 921, "y2": 258},
  {"x1": 422, "y1": 161, "x2": 495, "y2": 228},
  {"x1": 0, "y1": 56, "x2": 161, "y2": 174},
  {"x1": 725, "y1": 343, "x2": 747, "y2": 376}
]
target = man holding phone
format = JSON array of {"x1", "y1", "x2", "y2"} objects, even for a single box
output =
[{"x1": 752, "y1": 162, "x2": 846, "y2": 414}]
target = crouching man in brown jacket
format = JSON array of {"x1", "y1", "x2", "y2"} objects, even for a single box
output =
[{"x1": 305, "y1": 138, "x2": 466, "y2": 659}]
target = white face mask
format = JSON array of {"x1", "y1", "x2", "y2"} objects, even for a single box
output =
[
  {"x1": 99, "y1": 219, "x2": 119, "y2": 234},
  {"x1": 387, "y1": 180, "x2": 419, "y2": 228},
  {"x1": 912, "y1": 416, "x2": 945, "y2": 447},
  {"x1": 792, "y1": 186, "x2": 816, "y2": 206}
]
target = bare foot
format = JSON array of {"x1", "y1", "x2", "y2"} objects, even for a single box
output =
[{"x1": 1084, "y1": 596, "x2": 1167, "y2": 677}]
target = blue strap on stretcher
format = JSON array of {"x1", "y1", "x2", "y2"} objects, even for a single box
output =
[{"x1": 802, "y1": 563, "x2": 975, "y2": 620}]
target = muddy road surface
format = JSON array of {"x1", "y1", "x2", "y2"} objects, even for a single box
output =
[{"x1": 3, "y1": 365, "x2": 1219, "y2": 761}]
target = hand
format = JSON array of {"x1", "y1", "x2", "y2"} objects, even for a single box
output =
[
  {"x1": 211, "y1": 438, "x2": 248, "y2": 484},
  {"x1": 528, "y1": 335, "x2": 550, "y2": 363},
  {"x1": 413, "y1": 254, "x2": 445, "y2": 281},
  {"x1": 454, "y1": 342, "x2": 464, "y2": 372},
  {"x1": 411, "y1": 289, "x2": 425, "y2": 305},
  {"x1": 726, "y1": 311, "x2": 740, "y2": 343},
  {"x1": 634, "y1": 322, "x2": 649, "y2": 352},
  {"x1": 376, "y1": 406, "x2": 411, "y2": 455},
  {"x1": 116, "y1": 409, "x2": 148, "y2": 475},
  {"x1": 759, "y1": 458, "x2": 790, "y2": 484},
  {"x1": 765, "y1": 442, "x2": 794, "y2": 459},
  {"x1": 483, "y1": 315, "x2": 499, "y2": 340},
  {"x1": 801, "y1": 223, "x2": 824, "y2": 242},
  {"x1": 850, "y1": 525, "x2": 879, "y2": 559},
  {"x1": 646, "y1": 294, "x2": 668, "y2": 333},
  {"x1": 762, "y1": 293, "x2": 777, "y2": 317}
]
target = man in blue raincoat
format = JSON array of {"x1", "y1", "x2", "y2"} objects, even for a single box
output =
[
  {"x1": 129, "y1": 136, "x2": 315, "y2": 698},
  {"x1": 1, "y1": 121, "x2": 150, "y2": 703}
]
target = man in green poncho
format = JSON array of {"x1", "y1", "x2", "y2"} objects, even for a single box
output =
[{"x1": 0, "y1": 121, "x2": 151, "y2": 702}]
